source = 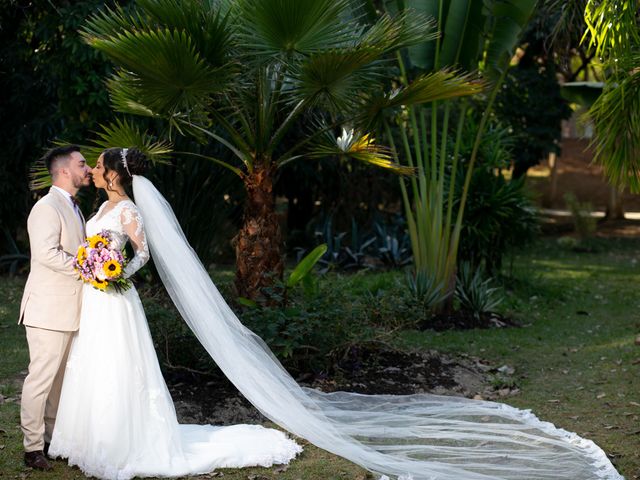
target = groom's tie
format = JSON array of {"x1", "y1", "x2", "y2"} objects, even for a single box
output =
[{"x1": 70, "y1": 196, "x2": 84, "y2": 225}]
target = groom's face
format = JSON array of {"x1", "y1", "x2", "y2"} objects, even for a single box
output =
[{"x1": 67, "y1": 152, "x2": 92, "y2": 188}]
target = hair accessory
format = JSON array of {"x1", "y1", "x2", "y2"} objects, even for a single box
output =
[{"x1": 121, "y1": 148, "x2": 131, "y2": 176}]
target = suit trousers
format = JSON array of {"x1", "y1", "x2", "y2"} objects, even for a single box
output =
[{"x1": 21, "y1": 326, "x2": 73, "y2": 452}]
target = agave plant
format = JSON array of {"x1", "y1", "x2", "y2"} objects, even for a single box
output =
[
  {"x1": 454, "y1": 262, "x2": 503, "y2": 321},
  {"x1": 80, "y1": 0, "x2": 480, "y2": 300}
]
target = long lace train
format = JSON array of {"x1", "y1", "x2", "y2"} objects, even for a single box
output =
[{"x1": 132, "y1": 175, "x2": 623, "y2": 480}]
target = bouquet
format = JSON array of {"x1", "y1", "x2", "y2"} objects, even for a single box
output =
[{"x1": 74, "y1": 230, "x2": 131, "y2": 292}]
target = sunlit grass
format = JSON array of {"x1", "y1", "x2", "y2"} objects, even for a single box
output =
[{"x1": 1, "y1": 237, "x2": 639, "y2": 477}]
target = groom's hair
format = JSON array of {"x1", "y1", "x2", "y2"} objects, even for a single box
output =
[{"x1": 41, "y1": 145, "x2": 81, "y2": 176}]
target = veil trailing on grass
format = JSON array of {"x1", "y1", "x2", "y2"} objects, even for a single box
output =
[{"x1": 132, "y1": 175, "x2": 622, "y2": 480}]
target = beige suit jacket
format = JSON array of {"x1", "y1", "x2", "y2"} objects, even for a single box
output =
[{"x1": 19, "y1": 188, "x2": 85, "y2": 331}]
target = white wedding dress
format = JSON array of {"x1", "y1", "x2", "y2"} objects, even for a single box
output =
[
  {"x1": 48, "y1": 200, "x2": 302, "y2": 479},
  {"x1": 51, "y1": 176, "x2": 624, "y2": 480}
]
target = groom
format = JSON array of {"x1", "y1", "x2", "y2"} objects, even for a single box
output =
[{"x1": 18, "y1": 145, "x2": 91, "y2": 470}]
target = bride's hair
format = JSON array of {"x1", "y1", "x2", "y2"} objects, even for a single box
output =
[{"x1": 101, "y1": 147, "x2": 149, "y2": 190}]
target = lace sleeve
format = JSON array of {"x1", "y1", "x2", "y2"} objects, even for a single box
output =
[{"x1": 121, "y1": 203, "x2": 150, "y2": 278}]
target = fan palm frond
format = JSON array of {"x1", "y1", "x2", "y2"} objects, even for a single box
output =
[
  {"x1": 235, "y1": 0, "x2": 353, "y2": 56},
  {"x1": 360, "y1": 11, "x2": 438, "y2": 53},
  {"x1": 82, "y1": 4, "x2": 147, "y2": 42},
  {"x1": 88, "y1": 28, "x2": 227, "y2": 117},
  {"x1": 362, "y1": 70, "x2": 484, "y2": 127},
  {"x1": 138, "y1": 0, "x2": 235, "y2": 67},
  {"x1": 29, "y1": 119, "x2": 173, "y2": 191},
  {"x1": 288, "y1": 46, "x2": 386, "y2": 112}
]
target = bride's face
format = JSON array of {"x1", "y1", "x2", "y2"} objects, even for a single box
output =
[{"x1": 92, "y1": 155, "x2": 117, "y2": 190}]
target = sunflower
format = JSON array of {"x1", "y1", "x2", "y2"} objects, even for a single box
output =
[
  {"x1": 76, "y1": 245, "x2": 88, "y2": 265},
  {"x1": 87, "y1": 234, "x2": 108, "y2": 249},
  {"x1": 103, "y1": 259, "x2": 122, "y2": 278},
  {"x1": 90, "y1": 277, "x2": 108, "y2": 291}
]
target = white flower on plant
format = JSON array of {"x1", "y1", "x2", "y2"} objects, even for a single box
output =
[
  {"x1": 336, "y1": 128, "x2": 355, "y2": 152},
  {"x1": 336, "y1": 128, "x2": 374, "y2": 153}
]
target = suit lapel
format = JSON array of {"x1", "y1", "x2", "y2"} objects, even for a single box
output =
[{"x1": 49, "y1": 188, "x2": 84, "y2": 241}]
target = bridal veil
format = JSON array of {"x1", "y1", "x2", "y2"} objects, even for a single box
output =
[{"x1": 132, "y1": 175, "x2": 623, "y2": 480}]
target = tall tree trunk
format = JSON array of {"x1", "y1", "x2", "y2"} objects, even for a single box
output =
[
  {"x1": 605, "y1": 185, "x2": 625, "y2": 220},
  {"x1": 234, "y1": 163, "x2": 284, "y2": 301},
  {"x1": 543, "y1": 152, "x2": 558, "y2": 208}
]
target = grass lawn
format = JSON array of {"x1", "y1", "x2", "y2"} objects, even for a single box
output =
[{"x1": 1, "y1": 237, "x2": 638, "y2": 479}]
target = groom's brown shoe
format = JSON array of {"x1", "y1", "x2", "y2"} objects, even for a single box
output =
[{"x1": 24, "y1": 450, "x2": 53, "y2": 471}]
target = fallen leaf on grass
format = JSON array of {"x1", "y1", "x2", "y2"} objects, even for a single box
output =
[
  {"x1": 547, "y1": 399, "x2": 560, "y2": 403},
  {"x1": 596, "y1": 393, "x2": 607, "y2": 399}
]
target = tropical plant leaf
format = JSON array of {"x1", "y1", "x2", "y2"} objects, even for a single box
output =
[
  {"x1": 288, "y1": 46, "x2": 386, "y2": 112},
  {"x1": 309, "y1": 128, "x2": 415, "y2": 175},
  {"x1": 360, "y1": 11, "x2": 438, "y2": 53},
  {"x1": 287, "y1": 244, "x2": 328, "y2": 288},
  {"x1": 86, "y1": 27, "x2": 227, "y2": 117},
  {"x1": 82, "y1": 4, "x2": 147, "y2": 42},
  {"x1": 386, "y1": 70, "x2": 483, "y2": 107},
  {"x1": 483, "y1": 0, "x2": 538, "y2": 77},
  {"x1": 362, "y1": 70, "x2": 483, "y2": 127},
  {"x1": 589, "y1": 68, "x2": 640, "y2": 192},
  {"x1": 442, "y1": 0, "x2": 485, "y2": 71},
  {"x1": 235, "y1": 0, "x2": 353, "y2": 57},
  {"x1": 583, "y1": 0, "x2": 640, "y2": 60},
  {"x1": 29, "y1": 118, "x2": 172, "y2": 190},
  {"x1": 137, "y1": 0, "x2": 235, "y2": 67}
]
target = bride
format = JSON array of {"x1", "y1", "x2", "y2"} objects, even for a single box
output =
[
  {"x1": 48, "y1": 148, "x2": 302, "y2": 478},
  {"x1": 51, "y1": 147, "x2": 623, "y2": 480}
]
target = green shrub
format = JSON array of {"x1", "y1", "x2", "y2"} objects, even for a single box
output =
[
  {"x1": 454, "y1": 262, "x2": 503, "y2": 319},
  {"x1": 143, "y1": 270, "x2": 427, "y2": 375}
]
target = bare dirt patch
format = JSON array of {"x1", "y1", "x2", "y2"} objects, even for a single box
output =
[{"x1": 167, "y1": 347, "x2": 519, "y2": 426}]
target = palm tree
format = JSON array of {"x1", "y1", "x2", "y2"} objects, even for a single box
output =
[
  {"x1": 582, "y1": 0, "x2": 640, "y2": 192},
  {"x1": 82, "y1": 0, "x2": 480, "y2": 300}
]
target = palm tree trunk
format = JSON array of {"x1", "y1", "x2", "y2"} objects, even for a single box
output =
[{"x1": 234, "y1": 163, "x2": 284, "y2": 301}]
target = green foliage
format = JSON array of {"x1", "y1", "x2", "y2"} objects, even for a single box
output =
[
  {"x1": 495, "y1": 57, "x2": 572, "y2": 177},
  {"x1": 583, "y1": 0, "x2": 639, "y2": 59},
  {"x1": 287, "y1": 244, "x2": 328, "y2": 288},
  {"x1": 148, "y1": 157, "x2": 242, "y2": 268},
  {"x1": 381, "y1": 0, "x2": 537, "y2": 316},
  {"x1": 30, "y1": 118, "x2": 173, "y2": 190},
  {"x1": 582, "y1": 0, "x2": 640, "y2": 192},
  {"x1": 81, "y1": 0, "x2": 481, "y2": 299},
  {"x1": 310, "y1": 214, "x2": 412, "y2": 271},
  {"x1": 82, "y1": 0, "x2": 479, "y2": 175},
  {"x1": 454, "y1": 262, "x2": 503, "y2": 319},
  {"x1": 458, "y1": 171, "x2": 538, "y2": 274},
  {"x1": 0, "y1": 0, "x2": 122, "y2": 253},
  {"x1": 454, "y1": 118, "x2": 538, "y2": 273}
]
